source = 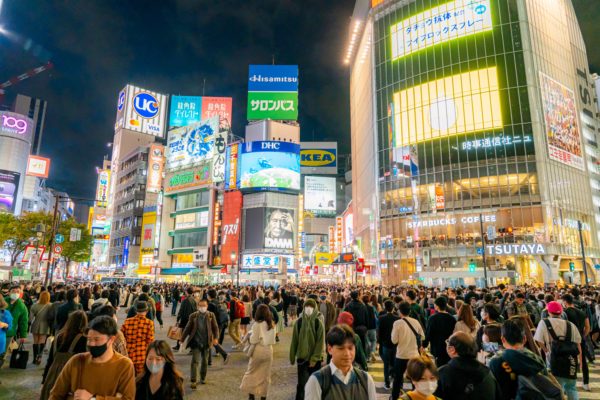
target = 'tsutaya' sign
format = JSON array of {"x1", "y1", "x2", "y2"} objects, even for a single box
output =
[{"x1": 486, "y1": 244, "x2": 546, "y2": 256}]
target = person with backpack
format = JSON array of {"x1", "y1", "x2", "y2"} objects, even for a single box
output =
[
  {"x1": 151, "y1": 288, "x2": 164, "y2": 329},
  {"x1": 41, "y1": 310, "x2": 89, "y2": 400},
  {"x1": 207, "y1": 289, "x2": 229, "y2": 365},
  {"x1": 533, "y1": 301, "x2": 582, "y2": 400},
  {"x1": 390, "y1": 301, "x2": 425, "y2": 400},
  {"x1": 406, "y1": 289, "x2": 427, "y2": 331},
  {"x1": 434, "y1": 332, "x2": 502, "y2": 399},
  {"x1": 400, "y1": 356, "x2": 441, "y2": 400},
  {"x1": 229, "y1": 291, "x2": 244, "y2": 349},
  {"x1": 489, "y1": 319, "x2": 562, "y2": 400},
  {"x1": 290, "y1": 298, "x2": 325, "y2": 400},
  {"x1": 563, "y1": 293, "x2": 591, "y2": 391},
  {"x1": 305, "y1": 324, "x2": 376, "y2": 400}
]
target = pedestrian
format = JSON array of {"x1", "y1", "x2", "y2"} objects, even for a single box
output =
[
  {"x1": 336, "y1": 311, "x2": 368, "y2": 370},
  {"x1": 344, "y1": 291, "x2": 369, "y2": 356},
  {"x1": 319, "y1": 290, "x2": 337, "y2": 334},
  {"x1": 135, "y1": 340, "x2": 184, "y2": 400},
  {"x1": 362, "y1": 294, "x2": 378, "y2": 363},
  {"x1": 0, "y1": 295, "x2": 12, "y2": 369},
  {"x1": 4, "y1": 285, "x2": 28, "y2": 354},
  {"x1": 180, "y1": 298, "x2": 219, "y2": 389},
  {"x1": 55, "y1": 289, "x2": 83, "y2": 332},
  {"x1": 305, "y1": 324, "x2": 377, "y2": 399},
  {"x1": 534, "y1": 301, "x2": 582, "y2": 400},
  {"x1": 174, "y1": 287, "x2": 197, "y2": 351},
  {"x1": 241, "y1": 294, "x2": 253, "y2": 337},
  {"x1": 151, "y1": 288, "x2": 164, "y2": 329},
  {"x1": 207, "y1": 289, "x2": 229, "y2": 365},
  {"x1": 377, "y1": 300, "x2": 399, "y2": 391},
  {"x1": 229, "y1": 291, "x2": 244, "y2": 349},
  {"x1": 434, "y1": 332, "x2": 502, "y2": 399},
  {"x1": 454, "y1": 304, "x2": 480, "y2": 339},
  {"x1": 41, "y1": 310, "x2": 88, "y2": 400},
  {"x1": 424, "y1": 296, "x2": 456, "y2": 366},
  {"x1": 121, "y1": 301, "x2": 155, "y2": 375},
  {"x1": 290, "y1": 298, "x2": 325, "y2": 400},
  {"x1": 30, "y1": 290, "x2": 52, "y2": 364},
  {"x1": 400, "y1": 356, "x2": 441, "y2": 400},
  {"x1": 92, "y1": 304, "x2": 128, "y2": 357},
  {"x1": 240, "y1": 304, "x2": 277, "y2": 400},
  {"x1": 48, "y1": 315, "x2": 136, "y2": 400},
  {"x1": 563, "y1": 293, "x2": 591, "y2": 391},
  {"x1": 390, "y1": 301, "x2": 425, "y2": 400},
  {"x1": 171, "y1": 286, "x2": 180, "y2": 316}
]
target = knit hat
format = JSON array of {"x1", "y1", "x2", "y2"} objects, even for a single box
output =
[
  {"x1": 337, "y1": 311, "x2": 354, "y2": 327},
  {"x1": 136, "y1": 301, "x2": 149, "y2": 313},
  {"x1": 304, "y1": 299, "x2": 317, "y2": 309},
  {"x1": 547, "y1": 301, "x2": 563, "y2": 315}
]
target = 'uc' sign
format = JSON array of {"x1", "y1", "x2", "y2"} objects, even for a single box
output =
[
  {"x1": 301, "y1": 149, "x2": 336, "y2": 167},
  {"x1": 133, "y1": 92, "x2": 159, "y2": 118}
]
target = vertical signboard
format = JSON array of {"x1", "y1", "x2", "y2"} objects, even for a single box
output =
[
  {"x1": 297, "y1": 194, "x2": 304, "y2": 260},
  {"x1": 96, "y1": 170, "x2": 110, "y2": 208},
  {"x1": 328, "y1": 226, "x2": 335, "y2": 253},
  {"x1": 221, "y1": 191, "x2": 243, "y2": 265},
  {"x1": 225, "y1": 143, "x2": 240, "y2": 189},
  {"x1": 139, "y1": 208, "x2": 156, "y2": 274},
  {"x1": 335, "y1": 216, "x2": 343, "y2": 253},
  {"x1": 146, "y1": 144, "x2": 165, "y2": 193},
  {"x1": 211, "y1": 129, "x2": 227, "y2": 183},
  {"x1": 247, "y1": 65, "x2": 299, "y2": 120},
  {"x1": 122, "y1": 236, "x2": 130, "y2": 267},
  {"x1": 0, "y1": 170, "x2": 20, "y2": 213}
]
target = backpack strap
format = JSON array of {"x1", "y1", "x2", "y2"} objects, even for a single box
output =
[
  {"x1": 67, "y1": 333, "x2": 83, "y2": 353},
  {"x1": 319, "y1": 365, "x2": 332, "y2": 400},
  {"x1": 353, "y1": 367, "x2": 369, "y2": 396},
  {"x1": 402, "y1": 318, "x2": 422, "y2": 351},
  {"x1": 543, "y1": 319, "x2": 559, "y2": 341},
  {"x1": 565, "y1": 320, "x2": 572, "y2": 341}
]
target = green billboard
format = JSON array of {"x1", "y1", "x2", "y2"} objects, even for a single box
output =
[{"x1": 247, "y1": 92, "x2": 298, "y2": 120}]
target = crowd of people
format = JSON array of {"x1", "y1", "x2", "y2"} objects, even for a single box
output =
[{"x1": 0, "y1": 280, "x2": 598, "y2": 399}]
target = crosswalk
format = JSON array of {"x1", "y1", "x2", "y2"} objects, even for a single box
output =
[{"x1": 368, "y1": 351, "x2": 600, "y2": 400}]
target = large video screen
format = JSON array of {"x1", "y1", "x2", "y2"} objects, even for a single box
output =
[
  {"x1": 393, "y1": 67, "x2": 503, "y2": 146},
  {"x1": 166, "y1": 117, "x2": 220, "y2": 170},
  {"x1": 264, "y1": 208, "x2": 295, "y2": 250},
  {"x1": 304, "y1": 176, "x2": 336, "y2": 217},
  {"x1": 0, "y1": 170, "x2": 20, "y2": 213},
  {"x1": 539, "y1": 72, "x2": 583, "y2": 171},
  {"x1": 239, "y1": 141, "x2": 300, "y2": 191},
  {"x1": 390, "y1": 0, "x2": 493, "y2": 60}
]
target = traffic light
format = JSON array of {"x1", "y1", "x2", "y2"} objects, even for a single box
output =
[
  {"x1": 569, "y1": 261, "x2": 575, "y2": 272},
  {"x1": 469, "y1": 259, "x2": 476, "y2": 273}
]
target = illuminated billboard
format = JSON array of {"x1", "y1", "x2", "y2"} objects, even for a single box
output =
[
  {"x1": 0, "y1": 111, "x2": 34, "y2": 143},
  {"x1": 0, "y1": 170, "x2": 20, "y2": 213},
  {"x1": 95, "y1": 170, "x2": 110, "y2": 208},
  {"x1": 393, "y1": 66, "x2": 502, "y2": 146},
  {"x1": 115, "y1": 85, "x2": 168, "y2": 137},
  {"x1": 539, "y1": 72, "x2": 584, "y2": 171},
  {"x1": 146, "y1": 144, "x2": 165, "y2": 193},
  {"x1": 139, "y1": 208, "x2": 156, "y2": 274},
  {"x1": 26, "y1": 155, "x2": 51, "y2": 178},
  {"x1": 169, "y1": 96, "x2": 233, "y2": 129},
  {"x1": 166, "y1": 117, "x2": 220, "y2": 170},
  {"x1": 304, "y1": 176, "x2": 336, "y2": 217},
  {"x1": 221, "y1": 191, "x2": 243, "y2": 265},
  {"x1": 225, "y1": 143, "x2": 240, "y2": 190},
  {"x1": 247, "y1": 65, "x2": 299, "y2": 121},
  {"x1": 239, "y1": 141, "x2": 300, "y2": 192},
  {"x1": 264, "y1": 208, "x2": 295, "y2": 250},
  {"x1": 300, "y1": 142, "x2": 337, "y2": 175},
  {"x1": 165, "y1": 163, "x2": 211, "y2": 193},
  {"x1": 390, "y1": 0, "x2": 493, "y2": 60}
]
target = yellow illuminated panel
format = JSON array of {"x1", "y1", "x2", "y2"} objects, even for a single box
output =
[
  {"x1": 391, "y1": 0, "x2": 493, "y2": 60},
  {"x1": 393, "y1": 67, "x2": 503, "y2": 146}
]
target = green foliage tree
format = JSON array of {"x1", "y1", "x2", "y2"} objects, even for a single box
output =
[
  {"x1": 57, "y1": 218, "x2": 93, "y2": 277},
  {"x1": 0, "y1": 212, "x2": 53, "y2": 267}
]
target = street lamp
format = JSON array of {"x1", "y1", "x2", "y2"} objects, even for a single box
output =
[{"x1": 231, "y1": 251, "x2": 239, "y2": 288}]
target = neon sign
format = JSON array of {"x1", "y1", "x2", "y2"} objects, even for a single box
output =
[{"x1": 1, "y1": 115, "x2": 28, "y2": 134}]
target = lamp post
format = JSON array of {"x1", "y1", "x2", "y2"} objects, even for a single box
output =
[
  {"x1": 231, "y1": 251, "x2": 240, "y2": 288},
  {"x1": 231, "y1": 251, "x2": 237, "y2": 287}
]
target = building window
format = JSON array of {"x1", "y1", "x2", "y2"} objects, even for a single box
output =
[
  {"x1": 175, "y1": 191, "x2": 210, "y2": 210},
  {"x1": 173, "y1": 230, "x2": 207, "y2": 248}
]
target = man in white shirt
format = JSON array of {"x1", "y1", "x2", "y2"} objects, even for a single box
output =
[
  {"x1": 390, "y1": 301, "x2": 425, "y2": 400},
  {"x1": 534, "y1": 300, "x2": 581, "y2": 400},
  {"x1": 305, "y1": 325, "x2": 377, "y2": 400}
]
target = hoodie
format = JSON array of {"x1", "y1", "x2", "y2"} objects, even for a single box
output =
[
  {"x1": 489, "y1": 348, "x2": 546, "y2": 400},
  {"x1": 435, "y1": 356, "x2": 502, "y2": 400}
]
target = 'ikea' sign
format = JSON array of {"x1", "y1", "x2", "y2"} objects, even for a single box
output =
[{"x1": 301, "y1": 149, "x2": 337, "y2": 167}]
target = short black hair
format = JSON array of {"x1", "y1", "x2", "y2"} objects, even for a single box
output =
[
  {"x1": 562, "y1": 293, "x2": 574, "y2": 305},
  {"x1": 384, "y1": 300, "x2": 395, "y2": 312},
  {"x1": 207, "y1": 289, "x2": 217, "y2": 299},
  {"x1": 142, "y1": 284, "x2": 150, "y2": 293},
  {"x1": 516, "y1": 293, "x2": 525, "y2": 299},
  {"x1": 406, "y1": 290, "x2": 417, "y2": 301},
  {"x1": 9, "y1": 285, "x2": 20, "y2": 291},
  {"x1": 434, "y1": 296, "x2": 448, "y2": 311},
  {"x1": 399, "y1": 301, "x2": 411, "y2": 316},
  {"x1": 88, "y1": 315, "x2": 118, "y2": 336},
  {"x1": 66, "y1": 289, "x2": 78, "y2": 302},
  {"x1": 93, "y1": 304, "x2": 116, "y2": 318},
  {"x1": 350, "y1": 291, "x2": 359, "y2": 300},
  {"x1": 326, "y1": 325, "x2": 356, "y2": 347},
  {"x1": 502, "y1": 319, "x2": 524, "y2": 345},
  {"x1": 186, "y1": 287, "x2": 194, "y2": 295},
  {"x1": 448, "y1": 332, "x2": 478, "y2": 358},
  {"x1": 571, "y1": 288, "x2": 580, "y2": 297},
  {"x1": 483, "y1": 303, "x2": 500, "y2": 320},
  {"x1": 101, "y1": 289, "x2": 110, "y2": 299}
]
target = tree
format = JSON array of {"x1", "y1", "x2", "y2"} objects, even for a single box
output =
[
  {"x1": 57, "y1": 218, "x2": 93, "y2": 277},
  {"x1": 0, "y1": 212, "x2": 53, "y2": 267}
]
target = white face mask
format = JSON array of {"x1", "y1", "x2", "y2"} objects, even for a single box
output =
[
  {"x1": 9, "y1": 293, "x2": 19, "y2": 301},
  {"x1": 304, "y1": 307, "x2": 314, "y2": 316},
  {"x1": 415, "y1": 380, "x2": 438, "y2": 396},
  {"x1": 199, "y1": 306, "x2": 208, "y2": 313}
]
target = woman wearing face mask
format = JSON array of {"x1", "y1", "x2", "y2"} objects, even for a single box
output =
[
  {"x1": 136, "y1": 340, "x2": 184, "y2": 400},
  {"x1": 400, "y1": 356, "x2": 441, "y2": 400}
]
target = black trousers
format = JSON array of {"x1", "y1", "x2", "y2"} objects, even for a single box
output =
[
  {"x1": 295, "y1": 359, "x2": 321, "y2": 400},
  {"x1": 218, "y1": 323, "x2": 227, "y2": 345},
  {"x1": 391, "y1": 358, "x2": 410, "y2": 400}
]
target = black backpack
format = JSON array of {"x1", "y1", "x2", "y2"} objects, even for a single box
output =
[
  {"x1": 213, "y1": 299, "x2": 229, "y2": 326},
  {"x1": 515, "y1": 372, "x2": 563, "y2": 400},
  {"x1": 543, "y1": 319, "x2": 580, "y2": 379}
]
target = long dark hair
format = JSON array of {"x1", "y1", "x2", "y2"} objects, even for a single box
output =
[
  {"x1": 57, "y1": 310, "x2": 87, "y2": 348},
  {"x1": 137, "y1": 340, "x2": 184, "y2": 397},
  {"x1": 255, "y1": 304, "x2": 274, "y2": 330}
]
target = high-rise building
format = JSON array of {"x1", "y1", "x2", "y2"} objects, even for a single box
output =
[
  {"x1": 12, "y1": 94, "x2": 47, "y2": 155},
  {"x1": 348, "y1": 0, "x2": 600, "y2": 285}
]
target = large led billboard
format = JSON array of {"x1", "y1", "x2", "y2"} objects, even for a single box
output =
[
  {"x1": 169, "y1": 96, "x2": 233, "y2": 129},
  {"x1": 264, "y1": 208, "x2": 295, "y2": 250},
  {"x1": 239, "y1": 141, "x2": 300, "y2": 192},
  {"x1": 390, "y1": 0, "x2": 493, "y2": 60},
  {"x1": 166, "y1": 117, "x2": 220, "y2": 170},
  {"x1": 539, "y1": 73, "x2": 584, "y2": 171},
  {"x1": 393, "y1": 66, "x2": 502, "y2": 146},
  {"x1": 304, "y1": 176, "x2": 336, "y2": 217},
  {"x1": 0, "y1": 170, "x2": 20, "y2": 213},
  {"x1": 115, "y1": 85, "x2": 168, "y2": 137}
]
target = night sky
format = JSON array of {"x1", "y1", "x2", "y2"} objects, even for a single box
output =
[{"x1": 0, "y1": 0, "x2": 599, "y2": 201}]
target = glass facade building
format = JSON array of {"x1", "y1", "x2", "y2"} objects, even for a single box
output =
[{"x1": 349, "y1": 0, "x2": 600, "y2": 285}]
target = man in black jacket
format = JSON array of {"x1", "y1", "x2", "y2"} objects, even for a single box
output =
[
  {"x1": 55, "y1": 288, "x2": 83, "y2": 332},
  {"x1": 435, "y1": 331, "x2": 502, "y2": 400},
  {"x1": 424, "y1": 296, "x2": 456, "y2": 366},
  {"x1": 344, "y1": 291, "x2": 369, "y2": 354},
  {"x1": 377, "y1": 300, "x2": 399, "y2": 390},
  {"x1": 175, "y1": 287, "x2": 197, "y2": 350},
  {"x1": 207, "y1": 289, "x2": 229, "y2": 364}
]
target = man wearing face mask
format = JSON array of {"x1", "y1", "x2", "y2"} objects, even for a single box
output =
[
  {"x1": 49, "y1": 316, "x2": 136, "y2": 400},
  {"x1": 3, "y1": 285, "x2": 28, "y2": 355},
  {"x1": 181, "y1": 299, "x2": 219, "y2": 389},
  {"x1": 319, "y1": 291, "x2": 337, "y2": 333},
  {"x1": 290, "y1": 298, "x2": 325, "y2": 400}
]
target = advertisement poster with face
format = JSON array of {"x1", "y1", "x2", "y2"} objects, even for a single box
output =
[
  {"x1": 0, "y1": 170, "x2": 20, "y2": 213},
  {"x1": 264, "y1": 208, "x2": 295, "y2": 250}
]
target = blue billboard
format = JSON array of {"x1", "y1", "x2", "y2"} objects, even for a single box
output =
[
  {"x1": 169, "y1": 96, "x2": 202, "y2": 128},
  {"x1": 248, "y1": 65, "x2": 299, "y2": 92},
  {"x1": 239, "y1": 141, "x2": 300, "y2": 192}
]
